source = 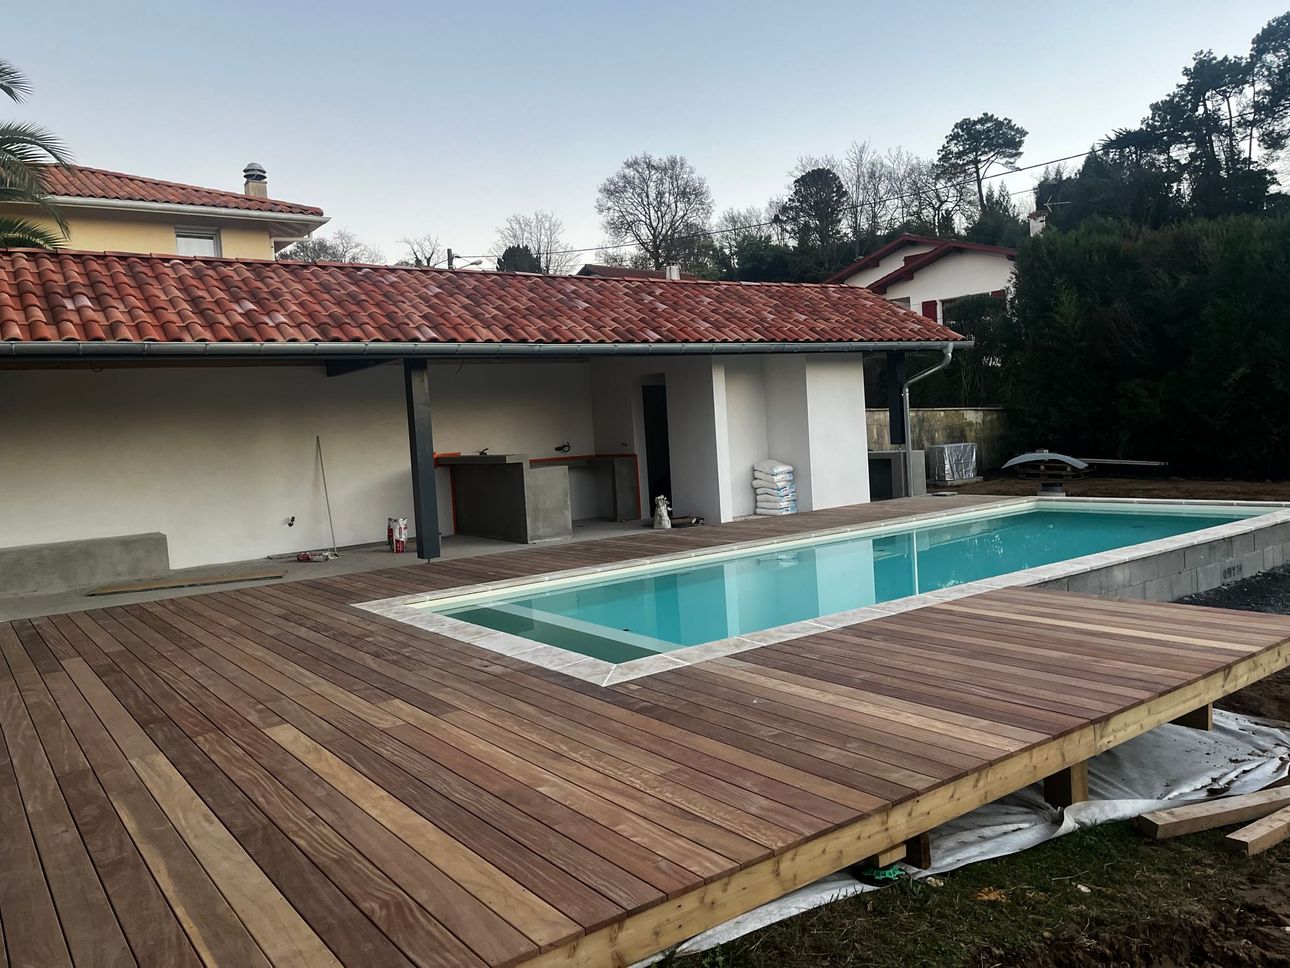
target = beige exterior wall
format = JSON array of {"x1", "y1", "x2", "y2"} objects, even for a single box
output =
[{"x1": 0, "y1": 204, "x2": 278, "y2": 258}]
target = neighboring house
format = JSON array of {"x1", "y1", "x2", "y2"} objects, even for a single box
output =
[
  {"x1": 0, "y1": 163, "x2": 327, "y2": 258},
  {"x1": 825, "y1": 233, "x2": 1015, "y2": 324},
  {"x1": 0, "y1": 252, "x2": 961, "y2": 571},
  {"x1": 576, "y1": 263, "x2": 698, "y2": 280}
]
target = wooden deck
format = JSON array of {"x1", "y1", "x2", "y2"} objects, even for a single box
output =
[{"x1": 4, "y1": 495, "x2": 1290, "y2": 968}]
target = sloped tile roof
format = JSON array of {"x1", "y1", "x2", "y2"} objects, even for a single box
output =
[
  {"x1": 0, "y1": 250, "x2": 965, "y2": 346},
  {"x1": 36, "y1": 165, "x2": 324, "y2": 217}
]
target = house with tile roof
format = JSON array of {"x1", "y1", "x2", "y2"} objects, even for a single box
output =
[
  {"x1": 0, "y1": 250, "x2": 964, "y2": 575},
  {"x1": 825, "y1": 234, "x2": 1016, "y2": 324},
  {"x1": 0, "y1": 163, "x2": 327, "y2": 259}
]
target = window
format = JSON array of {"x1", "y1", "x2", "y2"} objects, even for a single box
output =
[{"x1": 175, "y1": 229, "x2": 221, "y2": 257}]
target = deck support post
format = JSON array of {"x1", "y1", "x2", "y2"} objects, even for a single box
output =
[
  {"x1": 1044, "y1": 761, "x2": 1090, "y2": 808},
  {"x1": 403, "y1": 358, "x2": 441, "y2": 560},
  {"x1": 903, "y1": 832, "x2": 932, "y2": 869},
  {"x1": 1172, "y1": 703, "x2": 1214, "y2": 731},
  {"x1": 855, "y1": 843, "x2": 907, "y2": 871}
]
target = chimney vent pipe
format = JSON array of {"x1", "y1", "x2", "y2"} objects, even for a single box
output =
[{"x1": 243, "y1": 162, "x2": 268, "y2": 198}]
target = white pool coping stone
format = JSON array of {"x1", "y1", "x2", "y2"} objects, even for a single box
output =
[{"x1": 355, "y1": 496, "x2": 1290, "y2": 686}]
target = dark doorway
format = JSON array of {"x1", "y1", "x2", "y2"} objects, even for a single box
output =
[{"x1": 641, "y1": 384, "x2": 672, "y2": 509}]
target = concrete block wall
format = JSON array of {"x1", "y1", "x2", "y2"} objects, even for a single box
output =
[
  {"x1": 0, "y1": 532, "x2": 169, "y2": 596},
  {"x1": 1039, "y1": 521, "x2": 1290, "y2": 602}
]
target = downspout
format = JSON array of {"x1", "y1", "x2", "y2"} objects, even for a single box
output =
[{"x1": 901, "y1": 345, "x2": 955, "y2": 498}]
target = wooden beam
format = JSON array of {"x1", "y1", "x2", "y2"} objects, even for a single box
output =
[
  {"x1": 1043, "y1": 760, "x2": 1089, "y2": 808},
  {"x1": 1171, "y1": 703, "x2": 1213, "y2": 730},
  {"x1": 903, "y1": 832, "x2": 932, "y2": 869},
  {"x1": 1226, "y1": 803, "x2": 1290, "y2": 856},
  {"x1": 91, "y1": 569, "x2": 283, "y2": 596},
  {"x1": 403, "y1": 359, "x2": 441, "y2": 560},
  {"x1": 1137, "y1": 786, "x2": 1290, "y2": 839},
  {"x1": 856, "y1": 843, "x2": 906, "y2": 870}
]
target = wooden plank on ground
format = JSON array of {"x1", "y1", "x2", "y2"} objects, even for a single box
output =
[
  {"x1": 91, "y1": 569, "x2": 285, "y2": 596},
  {"x1": 1226, "y1": 803, "x2": 1290, "y2": 856},
  {"x1": 1137, "y1": 786, "x2": 1290, "y2": 839}
]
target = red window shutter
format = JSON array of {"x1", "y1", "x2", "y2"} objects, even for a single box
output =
[{"x1": 920, "y1": 300, "x2": 938, "y2": 321}]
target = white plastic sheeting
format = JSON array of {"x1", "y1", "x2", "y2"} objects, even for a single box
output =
[{"x1": 642, "y1": 710, "x2": 1290, "y2": 964}]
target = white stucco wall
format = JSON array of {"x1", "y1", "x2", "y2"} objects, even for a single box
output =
[
  {"x1": 1, "y1": 361, "x2": 597, "y2": 569},
  {"x1": 762, "y1": 355, "x2": 814, "y2": 507},
  {"x1": 726, "y1": 355, "x2": 869, "y2": 516},
  {"x1": 839, "y1": 246, "x2": 1014, "y2": 323},
  {"x1": 3, "y1": 354, "x2": 872, "y2": 572},
  {"x1": 589, "y1": 356, "x2": 729, "y2": 522},
  {"x1": 722, "y1": 357, "x2": 771, "y2": 518},
  {"x1": 842, "y1": 242, "x2": 939, "y2": 288},
  {"x1": 878, "y1": 250, "x2": 1014, "y2": 318},
  {"x1": 801, "y1": 355, "x2": 869, "y2": 509}
]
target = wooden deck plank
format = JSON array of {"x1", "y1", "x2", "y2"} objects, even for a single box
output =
[
  {"x1": 244, "y1": 582, "x2": 859, "y2": 833},
  {"x1": 0, "y1": 634, "x2": 135, "y2": 968},
  {"x1": 4, "y1": 496, "x2": 1290, "y2": 968},
  {"x1": 59, "y1": 649, "x2": 339, "y2": 968},
  {"x1": 143, "y1": 597, "x2": 659, "y2": 928},
  {"x1": 88, "y1": 607, "x2": 535, "y2": 967},
  {"x1": 8, "y1": 623, "x2": 202, "y2": 968},
  {"x1": 0, "y1": 695, "x2": 71, "y2": 968},
  {"x1": 44, "y1": 660, "x2": 274, "y2": 968},
  {"x1": 266, "y1": 722, "x2": 582, "y2": 951}
]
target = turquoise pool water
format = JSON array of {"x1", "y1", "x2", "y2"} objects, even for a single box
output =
[{"x1": 440, "y1": 506, "x2": 1259, "y2": 663}]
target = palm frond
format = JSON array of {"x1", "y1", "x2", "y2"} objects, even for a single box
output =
[
  {"x1": 0, "y1": 121, "x2": 72, "y2": 166},
  {"x1": 0, "y1": 60, "x2": 32, "y2": 103},
  {"x1": 0, "y1": 215, "x2": 64, "y2": 249}
]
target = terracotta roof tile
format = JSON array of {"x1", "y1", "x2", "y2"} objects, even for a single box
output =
[
  {"x1": 36, "y1": 165, "x2": 324, "y2": 217},
  {"x1": 0, "y1": 250, "x2": 965, "y2": 347}
]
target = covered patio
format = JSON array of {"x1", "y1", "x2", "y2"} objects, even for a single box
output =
[{"x1": 0, "y1": 250, "x2": 963, "y2": 579}]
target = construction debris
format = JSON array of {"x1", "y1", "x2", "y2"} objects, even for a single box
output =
[
  {"x1": 1226, "y1": 803, "x2": 1290, "y2": 856},
  {"x1": 1136, "y1": 786, "x2": 1290, "y2": 840}
]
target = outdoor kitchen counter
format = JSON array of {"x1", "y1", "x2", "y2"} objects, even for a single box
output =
[{"x1": 437, "y1": 453, "x2": 573, "y2": 543}]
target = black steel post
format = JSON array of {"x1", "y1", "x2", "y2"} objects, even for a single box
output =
[
  {"x1": 886, "y1": 350, "x2": 907, "y2": 446},
  {"x1": 403, "y1": 359, "x2": 441, "y2": 559}
]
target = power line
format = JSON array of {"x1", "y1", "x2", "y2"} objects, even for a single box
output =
[
  {"x1": 453, "y1": 148, "x2": 1092, "y2": 263},
  {"x1": 455, "y1": 110, "x2": 1266, "y2": 263}
]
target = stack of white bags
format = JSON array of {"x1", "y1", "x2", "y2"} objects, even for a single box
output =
[{"x1": 752, "y1": 459, "x2": 797, "y2": 515}]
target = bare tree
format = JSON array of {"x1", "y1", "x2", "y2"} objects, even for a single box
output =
[
  {"x1": 278, "y1": 228, "x2": 384, "y2": 264},
  {"x1": 492, "y1": 211, "x2": 575, "y2": 274},
  {"x1": 591, "y1": 244, "x2": 653, "y2": 270},
  {"x1": 398, "y1": 234, "x2": 442, "y2": 267},
  {"x1": 712, "y1": 205, "x2": 772, "y2": 263},
  {"x1": 595, "y1": 153, "x2": 714, "y2": 269}
]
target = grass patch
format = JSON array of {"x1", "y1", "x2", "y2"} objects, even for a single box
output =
[{"x1": 667, "y1": 821, "x2": 1283, "y2": 967}]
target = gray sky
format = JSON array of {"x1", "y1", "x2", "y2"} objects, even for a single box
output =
[{"x1": 7, "y1": 0, "x2": 1288, "y2": 264}]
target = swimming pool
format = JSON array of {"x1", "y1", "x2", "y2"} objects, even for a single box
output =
[{"x1": 425, "y1": 502, "x2": 1267, "y2": 665}]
